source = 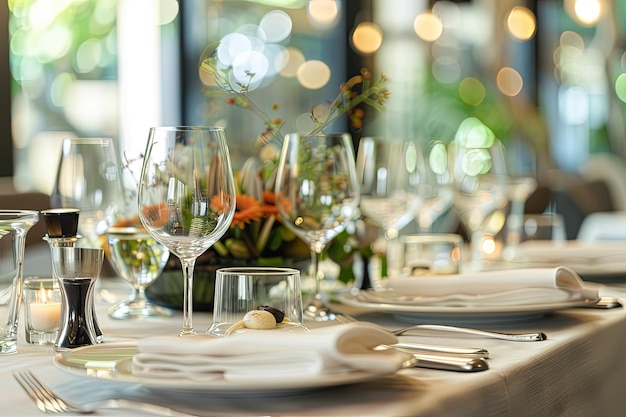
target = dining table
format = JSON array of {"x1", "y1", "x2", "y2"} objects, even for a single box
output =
[{"x1": 3, "y1": 243, "x2": 626, "y2": 417}]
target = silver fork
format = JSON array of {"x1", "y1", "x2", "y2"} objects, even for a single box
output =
[
  {"x1": 391, "y1": 324, "x2": 547, "y2": 342},
  {"x1": 13, "y1": 370, "x2": 199, "y2": 416}
]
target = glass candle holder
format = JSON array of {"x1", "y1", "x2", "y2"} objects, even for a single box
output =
[{"x1": 23, "y1": 277, "x2": 62, "y2": 346}]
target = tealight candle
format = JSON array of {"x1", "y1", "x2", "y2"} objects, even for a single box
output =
[{"x1": 24, "y1": 278, "x2": 62, "y2": 345}]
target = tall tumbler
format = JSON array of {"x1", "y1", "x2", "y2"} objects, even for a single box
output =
[
  {"x1": 0, "y1": 210, "x2": 39, "y2": 354},
  {"x1": 51, "y1": 247, "x2": 103, "y2": 350}
]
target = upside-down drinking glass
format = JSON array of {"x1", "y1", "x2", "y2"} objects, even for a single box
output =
[
  {"x1": 138, "y1": 126, "x2": 236, "y2": 335},
  {"x1": 274, "y1": 133, "x2": 360, "y2": 322}
]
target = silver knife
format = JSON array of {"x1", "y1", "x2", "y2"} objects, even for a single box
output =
[{"x1": 393, "y1": 342, "x2": 490, "y2": 358}]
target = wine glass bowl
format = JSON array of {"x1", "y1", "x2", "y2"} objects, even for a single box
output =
[
  {"x1": 274, "y1": 133, "x2": 360, "y2": 322},
  {"x1": 356, "y1": 138, "x2": 425, "y2": 240},
  {"x1": 51, "y1": 137, "x2": 124, "y2": 248},
  {"x1": 106, "y1": 226, "x2": 172, "y2": 319},
  {"x1": 138, "y1": 126, "x2": 236, "y2": 335},
  {"x1": 448, "y1": 132, "x2": 509, "y2": 270}
]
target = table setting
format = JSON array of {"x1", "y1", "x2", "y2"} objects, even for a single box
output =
[{"x1": 3, "y1": 42, "x2": 626, "y2": 417}]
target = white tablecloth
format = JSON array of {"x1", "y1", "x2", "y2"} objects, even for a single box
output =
[{"x1": 3, "y1": 245, "x2": 626, "y2": 416}]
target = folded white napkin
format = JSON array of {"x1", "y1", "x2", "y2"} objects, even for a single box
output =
[
  {"x1": 372, "y1": 267, "x2": 598, "y2": 306},
  {"x1": 509, "y1": 241, "x2": 626, "y2": 276},
  {"x1": 132, "y1": 322, "x2": 411, "y2": 383},
  {"x1": 513, "y1": 241, "x2": 626, "y2": 265}
]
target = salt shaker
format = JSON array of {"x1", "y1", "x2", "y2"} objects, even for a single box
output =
[
  {"x1": 51, "y1": 246, "x2": 103, "y2": 350},
  {"x1": 41, "y1": 208, "x2": 103, "y2": 343}
]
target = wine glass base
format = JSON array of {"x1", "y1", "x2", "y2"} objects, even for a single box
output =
[
  {"x1": 108, "y1": 299, "x2": 172, "y2": 319},
  {"x1": 303, "y1": 299, "x2": 355, "y2": 323}
]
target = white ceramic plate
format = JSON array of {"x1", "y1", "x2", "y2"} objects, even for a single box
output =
[
  {"x1": 338, "y1": 293, "x2": 598, "y2": 325},
  {"x1": 53, "y1": 342, "x2": 391, "y2": 394}
]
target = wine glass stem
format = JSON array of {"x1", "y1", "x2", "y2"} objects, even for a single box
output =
[
  {"x1": 469, "y1": 229, "x2": 485, "y2": 271},
  {"x1": 310, "y1": 249, "x2": 322, "y2": 299},
  {"x1": 180, "y1": 257, "x2": 197, "y2": 336}
]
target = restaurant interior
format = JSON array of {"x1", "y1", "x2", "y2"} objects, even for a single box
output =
[
  {"x1": 3, "y1": 0, "x2": 626, "y2": 238},
  {"x1": 2, "y1": 1, "x2": 626, "y2": 416}
]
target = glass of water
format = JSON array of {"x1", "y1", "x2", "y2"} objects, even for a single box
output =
[{"x1": 106, "y1": 226, "x2": 172, "y2": 319}]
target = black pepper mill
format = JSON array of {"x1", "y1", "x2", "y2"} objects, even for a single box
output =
[
  {"x1": 51, "y1": 246, "x2": 103, "y2": 351},
  {"x1": 41, "y1": 208, "x2": 103, "y2": 343}
]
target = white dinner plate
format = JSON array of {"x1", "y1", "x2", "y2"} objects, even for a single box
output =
[
  {"x1": 337, "y1": 293, "x2": 599, "y2": 325},
  {"x1": 53, "y1": 342, "x2": 392, "y2": 395}
]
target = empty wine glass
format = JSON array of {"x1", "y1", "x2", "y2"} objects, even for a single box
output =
[
  {"x1": 356, "y1": 137, "x2": 426, "y2": 284},
  {"x1": 449, "y1": 120, "x2": 509, "y2": 271},
  {"x1": 138, "y1": 126, "x2": 236, "y2": 336},
  {"x1": 417, "y1": 140, "x2": 455, "y2": 232},
  {"x1": 106, "y1": 226, "x2": 171, "y2": 319},
  {"x1": 356, "y1": 137, "x2": 425, "y2": 240},
  {"x1": 274, "y1": 133, "x2": 360, "y2": 322},
  {"x1": 51, "y1": 137, "x2": 124, "y2": 248}
]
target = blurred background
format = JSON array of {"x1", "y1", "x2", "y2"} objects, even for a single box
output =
[{"x1": 2, "y1": 0, "x2": 626, "y2": 239}]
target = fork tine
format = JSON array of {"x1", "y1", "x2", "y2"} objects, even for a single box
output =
[
  {"x1": 13, "y1": 371, "x2": 48, "y2": 413},
  {"x1": 14, "y1": 371, "x2": 69, "y2": 414},
  {"x1": 25, "y1": 371, "x2": 70, "y2": 413}
]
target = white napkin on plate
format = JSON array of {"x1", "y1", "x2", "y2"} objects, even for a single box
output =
[
  {"x1": 132, "y1": 322, "x2": 411, "y2": 383},
  {"x1": 512, "y1": 241, "x2": 626, "y2": 265},
  {"x1": 371, "y1": 266, "x2": 598, "y2": 306}
]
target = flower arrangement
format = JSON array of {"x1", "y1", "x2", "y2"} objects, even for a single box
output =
[{"x1": 196, "y1": 42, "x2": 390, "y2": 269}]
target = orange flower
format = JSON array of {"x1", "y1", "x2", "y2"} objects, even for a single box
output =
[
  {"x1": 210, "y1": 192, "x2": 234, "y2": 214},
  {"x1": 140, "y1": 203, "x2": 169, "y2": 228},
  {"x1": 231, "y1": 194, "x2": 264, "y2": 229}
]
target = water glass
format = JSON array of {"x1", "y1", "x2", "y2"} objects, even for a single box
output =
[
  {"x1": 0, "y1": 210, "x2": 39, "y2": 354},
  {"x1": 391, "y1": 234, "x2": 463, "y2": 277},
  {"x1": 207, "y1": 267, "x2": 306, "y2": 336},
  {"x1": 23, "y1": 277, "x2": 61, "y2": 345}
]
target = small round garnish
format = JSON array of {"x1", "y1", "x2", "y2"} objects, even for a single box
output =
[
  {"x1": 256, "y1": 305, "x2": 285, "y2": 323},
  {"x1": 243, "y1": 310, "x2": 277, "y2": 329}
]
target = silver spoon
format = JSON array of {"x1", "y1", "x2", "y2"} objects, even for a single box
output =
[{"x1": 392, "y1": 324, "x2": 547, "y2": 342}]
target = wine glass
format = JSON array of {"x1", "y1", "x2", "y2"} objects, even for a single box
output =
[
  {"x1": 501, "y1": 144, "x2": 538, "y2": 261},
  {"x1": 106, "y1": 226, "x2": 171, "y2": 319},
  {"x1": 51, "y1": 137, "x2": 124, "y2": 248},
  {"x1": 274, "y1": 133, "x2": 360, "y2": 322},
  {"x1": 356, "y1": 137, "x2": 426, "y2": 284},
  {"x1": 449, "y1": 133, "x2": 509, "y2": 271},
  {"x1": 356, "y1": 137, "x2": 425, "y2": 240},
  {"x1": 416, "y1": 139, "x2": 455, "y2": 233},
  {"x1": 138, "y1": 126, "x2": 236, "y2": 336}
]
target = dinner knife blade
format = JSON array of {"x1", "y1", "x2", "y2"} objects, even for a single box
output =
[{"x1": 392, "y1": 342, "x2": 490, "y2": 358}]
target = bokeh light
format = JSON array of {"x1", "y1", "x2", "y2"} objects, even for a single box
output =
[
  {"x1": 307, "y1": 0, "x2": 340, "y2": 29},
  {"x1": 506, "y1": 6, "x2": 536, "y2": 41},
  {"x1": 455, "y1": 117, "x2": 496, "y2": 149},
  {"x1": 297, "y1": 60, "x2": 331, "y2": 89},
  {"x1": 351, "y1": 22, "x2": 383, "y2": 55},
  {"x1": 496, "y1": 67, "x2": 524, "y2": 97},
  {"x1": 159, "y1": 0, "x2": 179, "y2": 25},
  {"x1": 432, "y1": 56, "x2": 461, "y2": 83},
  {"x1": 260, "y1": 10, "x2": 293, "y2": 43},
  {"x1": 414, "y1": 12, "x2": 443, "y2": 42},
  {"x1": 615, "y1": 73, "x2": 626, "y2": 103},
  {"x1": 459, "y1": 77, "x2": 486, "y2": 106},
  {"x1": 428, "y1": 141, "x2": 448, "y2": 175},
  {"x1": 279, "y1": 47, "x2": 305, "y2": 78},
  {"x1": 75, "y1": 38, "x2": 102, "y2": 73},
  {"x1": 565, "y1": 0, "x2": 602, "y2": 26}
]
